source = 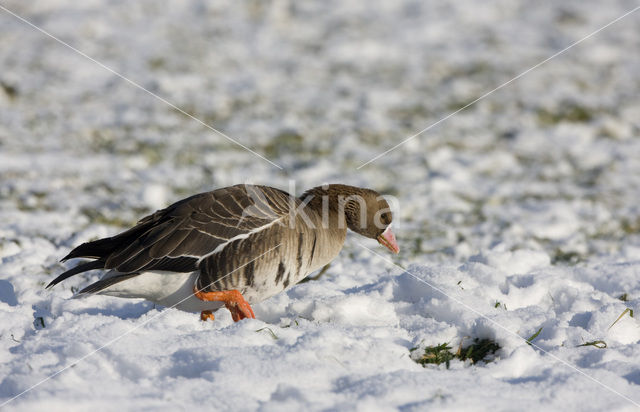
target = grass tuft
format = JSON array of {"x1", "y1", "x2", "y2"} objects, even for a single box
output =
[
  {"x1": 552, "y1": 249, "x2": 582, "y2": 265},
  {"x1": 536, "y1": 104, "x2": 594, "y2": 125},
  {"x1": 80, "y1": 207, "x2": 137, "y2": 228},
  {"x1": 413, "y1": 343, "x2": 456, "y2": 368},
  {"x1": 621, "y1": 217, "x2": 640, "y2": 234},
  {"x1": 458, "y1": 338, "x2": 501, "y2": 363},
  {"x1": 412, "y1": 338, "x2": 501, "y2": 369},
  {"x1": 263, "y1": 130, "x2": 304, "y2": 158}
]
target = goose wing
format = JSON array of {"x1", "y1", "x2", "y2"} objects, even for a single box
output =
[
  {"x1": 50, "y1": 185, "x2": 292, "y2": 289},
  {"x1": 106, "y1": 184, "x2": 292, "y2": 273}
]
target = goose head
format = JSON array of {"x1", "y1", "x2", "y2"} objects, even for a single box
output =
[{"x1": 342, "y1": 188, "x2": 399, "y2": 254}]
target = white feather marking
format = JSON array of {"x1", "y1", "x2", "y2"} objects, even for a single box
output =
[{"x1": 195, "y1": 216, "x2": 284, "y2": 263}]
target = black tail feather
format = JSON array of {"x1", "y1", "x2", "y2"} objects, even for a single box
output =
[
  {"x1": 47, "y1": 260, "x2": 105, "y2": 289},
  {"x1": 61, "y1": 238, "x2": 119, "y2": 262},
  {"x1": 77, "y1": 273, "x2": 140, "y2": 295},
  {"x1": 61, "y1": 218, "x2": 159, "y2": 262}
]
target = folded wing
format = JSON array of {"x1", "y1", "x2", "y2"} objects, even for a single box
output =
[{"x1": 48, "y1": 185, "x2": 292, "y2": 289}]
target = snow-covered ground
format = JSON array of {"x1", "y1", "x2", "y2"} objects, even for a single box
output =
[{"x1": 2, "y1": 0, "x2": 640, "y2": 410}]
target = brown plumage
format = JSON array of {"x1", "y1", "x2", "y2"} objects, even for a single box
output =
[{"x1": 48, "y1": 184, "x2": 399, "y2": 321}]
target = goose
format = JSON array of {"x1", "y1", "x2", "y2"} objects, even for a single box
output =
[{"x1": 47, "y1": 184, "x2": 399, "y2": 322}]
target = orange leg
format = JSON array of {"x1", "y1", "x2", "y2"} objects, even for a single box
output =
[
  {"x1": 200, "y1": 310, "x2": 215, "y2": 322},
  {"x1": 193, "y1": 288, "x2": 255, "y2": 322}
]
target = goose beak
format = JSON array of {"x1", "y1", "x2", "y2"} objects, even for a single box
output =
[{"x1": 377, "y1": 226, "x2": 399, "y2": 254}]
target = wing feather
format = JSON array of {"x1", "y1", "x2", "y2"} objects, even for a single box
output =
[
  {"x1": 148, "y1": 229, "x2": 191, "y2": 258},
  {"x1": 104, "y1": 185, "x2": 291, "y2": 273}
]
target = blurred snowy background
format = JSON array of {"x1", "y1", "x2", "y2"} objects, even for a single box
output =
[{"x1": 1, "y1": 1, "x2": 640, "y2": 410}]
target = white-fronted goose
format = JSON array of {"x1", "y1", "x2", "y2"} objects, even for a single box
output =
[{"x1": 48, "y1": 184, "x2": 399, "y2": 322}]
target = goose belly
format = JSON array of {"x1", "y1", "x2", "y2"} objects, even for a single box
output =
[{"x1": 99, "y1": 271, "x2": 224, "y2": 313}]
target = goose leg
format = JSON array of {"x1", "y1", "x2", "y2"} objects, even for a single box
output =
[
  {"x1": 193, "y1": 288, "x2": 256, "y2": 322},
  {"x1": 200, "y1": 310, "x2": 215, "y2": 321}
]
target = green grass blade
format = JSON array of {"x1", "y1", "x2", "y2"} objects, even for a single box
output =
[{"x1": 526, "y1": 327, "x2": 543, "y2": 345}]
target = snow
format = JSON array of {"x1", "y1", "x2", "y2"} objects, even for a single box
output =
[{"x1": 2, "y1": 0, "x2": 640, "y2": 410}]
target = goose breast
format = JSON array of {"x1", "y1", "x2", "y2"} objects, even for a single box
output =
[{"x1": 196, "y1": 188, "x2": 347, "y2": 303}]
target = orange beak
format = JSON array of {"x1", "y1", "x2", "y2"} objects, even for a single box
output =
[{"x1": 377, "y1": 226, "x2": 399, "y2": 254}]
